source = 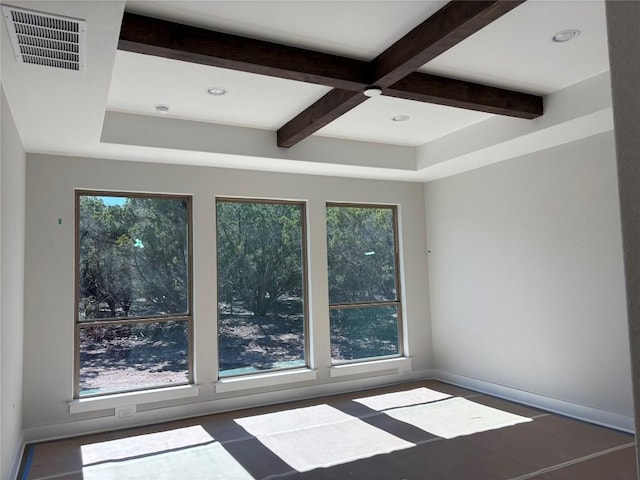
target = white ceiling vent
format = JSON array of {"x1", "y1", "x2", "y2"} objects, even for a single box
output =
[{"x1": 2, "y1": 5, "x2": 86, "y2": 71}]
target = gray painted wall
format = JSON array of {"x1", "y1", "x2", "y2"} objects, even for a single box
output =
[
  {"x1": 21, "y1": 133, "x2": 636, "y2": 442},
  {"x1": 425, "y1": 132, "x2": 633, "y2": 419},
  {"x1": 22, "y1": 154, "x2": 431, "y2": 439},
  {"x1": 606, "y1": 0, "x2": 640, "y2": 475},
  {"x1": 1, "y1": 87, "x2": 26, "y2": 478}
]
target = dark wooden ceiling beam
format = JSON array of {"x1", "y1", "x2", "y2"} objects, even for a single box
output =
[
  {"x1": 277, "y1": 90, "x2": 367, "y2": 148},
  {"x1": 386, "y1": 72, "x2": 542, "y2": 119},
  {"x1": 277, "y1": 0, "x2": 528, "y2": 147},
  {"x1": 118, "y1": 2, "x2": 541, "y2": 149},
  {"x1": 119, "y1": 12, "x2": 369, "y2": 91}
]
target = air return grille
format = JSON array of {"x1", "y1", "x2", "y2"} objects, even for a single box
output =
[{"x1": 2, "y1": 5, "x2": 86, "y2": 71}]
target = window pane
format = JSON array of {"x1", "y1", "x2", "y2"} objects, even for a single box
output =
[
  {"x1": 326, "y1": 206, "x2": 397, "y2": 304},
  {"x1": 78, "y1": 196, "x2": 189, "y2": 320},
  {"x1": 217, "y1": 201, "x2": 307, "y2": 377},
  {"x1": 330, "y1": 306, "x2": 399, "y2": 361},
  {"x1": 79, "y1": 320, "x2": 188, "y2": 396}
]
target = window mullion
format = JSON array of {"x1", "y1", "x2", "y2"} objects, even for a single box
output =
[
  {"x1": 77, "y1": 315, "x2": 191, "y2": 328},
  {"x1": 329, "y1": 301, "x2": 400, "y2": 310}
]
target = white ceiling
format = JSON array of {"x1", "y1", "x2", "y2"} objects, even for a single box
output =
[
  {"x1": 108, "y1": 51, "x2": 333, "y2": 130},
  {"x1": 0, "y1": 0, "x2": 613, "y2": 182},
  {"x1": 125, "y1": 1, "x2": 449, "y2": 60},
  {"x1": 420, "y1": 0, "x2": 610, "y2": 94}
]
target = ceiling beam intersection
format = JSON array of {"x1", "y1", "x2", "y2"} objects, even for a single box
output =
[{"x1": 279, "y1": 0, "x2": 533, "y2": 147}]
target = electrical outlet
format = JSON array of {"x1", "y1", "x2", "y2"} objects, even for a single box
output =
[{"x1": 115, "y1": 405, "x2": 136, "y2": 419}]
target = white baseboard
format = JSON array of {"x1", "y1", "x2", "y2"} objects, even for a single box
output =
[
  {"x1": 21, "y1": 369, "x2": 421, "y2": 443},
  {"x1": 431, "y1": 370, "x2": 635, "y2": 434},
  {"x1": 19, "y1": 369, "x2": 634, "y2": 448},
  {"x1": 7, "y1": 432, "x2": 25, "y2": 480}
]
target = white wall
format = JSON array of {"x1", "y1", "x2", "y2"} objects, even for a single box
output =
[
  {"x1": 23, "y1": 154, "x2": 431, "y2": 440},
  {"x1": 1, "y1": 87, "x2": 26, "y2": 478},
  {"x1": 425, "y1": 132, "x2": 633, "y2": 424}
]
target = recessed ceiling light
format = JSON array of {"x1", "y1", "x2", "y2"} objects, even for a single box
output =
[
  {"x1": 363, "y1": 86, "x2": 382, "y2": 97},
  {"x1": 392, "y1": 115, "x2": 410, "y2": 122},
  {"x1": 552, "y1": 29, "x2": 580, "y2": 43},
  {"x1": 155, "y1": 104, "x2": 170, "y2": 114},
  {"x1": 207, "y1": 87, "x2": 228, "y2": 96}
]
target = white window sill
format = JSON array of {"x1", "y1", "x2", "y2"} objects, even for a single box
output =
[
  {"x1": 329, "y1": 357, "x2": 412, "y2": 378},
  {"x1": 215, "y1": 368, "x2": 317, "y2": 393},
  {"x1": 69, "y1": 384, "x2": 200, "y2": 414}
]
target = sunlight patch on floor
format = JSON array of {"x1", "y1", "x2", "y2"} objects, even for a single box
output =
[
  {"x1": 385, "y1": 396, "x2": 532, "y2": 439},
  {"x1": 81, "y1": 425, "x2": 254, "y2": 480},
  {"x1": 354, "y1": 386, "x2": 452, "y2": 411},
  {"x1": 234, "y1": 404, "x2": 414, "y2": 472}
]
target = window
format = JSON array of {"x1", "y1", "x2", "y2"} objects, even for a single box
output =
[
  {"x1": 326, "y1": 204, "x2": 402, "y2": 363},
  {"x1": 216, "y1": 199, "x2": 308, "y2": 377},
  {"x1": 75, "y1": 193, "x2": 192, "y2": 397}
]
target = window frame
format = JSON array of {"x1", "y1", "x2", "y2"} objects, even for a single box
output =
[
  {"x1": 74, "y1": 190, "x2": 194, "y2": 399},
  {"x1": 215, "y1": 197, "x2": 310, "y2": 378},
  {"x1": 326, "y1": 202, "x2": 404, "y2": 365}
]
